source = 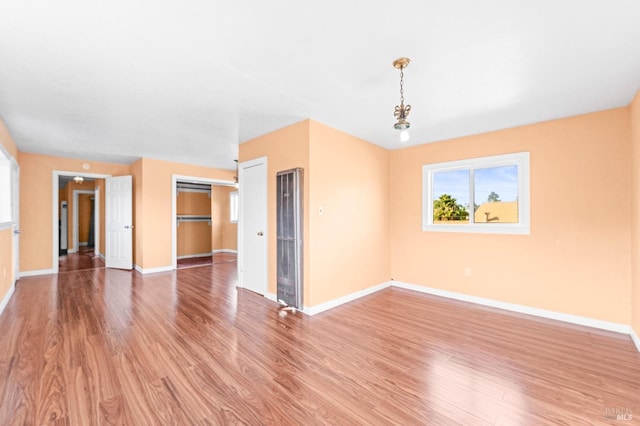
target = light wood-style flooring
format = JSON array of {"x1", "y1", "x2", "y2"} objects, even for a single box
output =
[
  {"x1": 1, "y1": 259, "x2": 639, "y2": 425},
  {"x1": 58, "y1": 247, "x2": 105, "y2": 273}
]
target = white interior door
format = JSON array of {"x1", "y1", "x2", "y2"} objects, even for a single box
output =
[
  {"x1": 238, "y1": 158, "x2": 267, "y2": 295},
  {"x1": 106, "y1": 175, "x2": 133, "y2": 270}
]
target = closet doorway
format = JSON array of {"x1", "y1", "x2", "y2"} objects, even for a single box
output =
[{"x1": 171, "y1": 175, "x2": 237, "y2": 270}]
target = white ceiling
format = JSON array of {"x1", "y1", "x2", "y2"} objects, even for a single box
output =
[{"x1": 1, "y1": 1, "x2": 639, "y2": 170}]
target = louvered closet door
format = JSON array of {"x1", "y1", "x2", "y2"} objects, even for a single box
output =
[{"x1": 276, "y1": 168, "x2": 303, "y2": 309}]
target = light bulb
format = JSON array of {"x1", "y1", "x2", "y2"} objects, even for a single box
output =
[{"x1": 400, "y1": 130, "x2": 410, "y2": 142}]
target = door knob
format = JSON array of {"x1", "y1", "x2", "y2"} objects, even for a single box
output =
[{"x1": 257, "y1": 231, "x2": 264, "y2": 236}]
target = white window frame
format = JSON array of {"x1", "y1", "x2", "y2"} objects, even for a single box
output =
[
  {"x1": 0, "y1": 150, "x2": 11, "y2": 230},
  {"x1": 422, "y1": 152, "x2": 530, "y2": 235},
  {"x1": 230, "y1": 190, "x2": 238, "y2": 224}
]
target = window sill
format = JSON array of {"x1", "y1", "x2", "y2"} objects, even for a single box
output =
[{"x1": 423, "y1": 224, "x2": 530, "y2": 235}]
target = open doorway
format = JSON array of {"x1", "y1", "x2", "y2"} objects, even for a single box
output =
[
  {"x1": 171, "y1": 175, "x2": 237, "y2": 270},
  {"x1": 57, "y1": 175, "x2": 102, "y2": 272},
  {"x1": 53, "y1": 172, "x2": 110, "y2": 273}
]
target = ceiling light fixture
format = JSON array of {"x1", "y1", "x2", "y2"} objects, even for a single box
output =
[
  {"x1": 393, "y1": 57, "x2": 411, "y2": 142},
  {"x1": 233, "y1": 160, "x2": 239, "y2": 188},
  {"x1": 73, "y1": 176, "x2": 84, "y2": 184}
]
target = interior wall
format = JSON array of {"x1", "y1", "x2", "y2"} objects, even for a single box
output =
[
  {"x1": 177, "y1": 190, "x2": 212, "y2": 257},
  {"x1": 308, "y1": 121, "x2": 391, "y2": 306},
  {"x1": 239, "y1": 120, "x2": 311, "y2": 302},
  {"x1": 135, "y1": 158, "x2": 234, "y2": 270},
  {"x1": 78, "y1": 193, "x2": 93, "y2": 245},
  {"x1": 210, "y1": 187, "x2": 223, "y2": 250},
  {"x1": 0, "y1": 119, "x2": 18, "y2": 159},
  {"x1": 221, "y1": 186, "x2": 238, "y2": 251},
  {"x1": 239, "y1": 119, "x2": 390, "y2": 308},
  {"x1": 64, "y1": 180, "x2": 95, "y2": 252},
  {"x1": 390, "y1": 107, "x2": 632, "y2": 325},
  {"x1": 630, "y1": 90, "x2": 640, "y2": 337},
  {"x1": 18, "y1": 153, "x2": 129, "y2": 273}
]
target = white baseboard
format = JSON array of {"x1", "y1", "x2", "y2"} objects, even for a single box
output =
[
  {"x1": 392, "y1": 281, "x2": 632, "y2": 335},
  {"x1": 177, "y1": 250, "x2": 238, "y2": 260},
  {"x1": 19, "y1": 268, "x2": 54, "y2": 277},
  {"x1": 303, "y1": 281, "x2": 393, "y2": 316},
  {"x1": 631, "y1": 328, "x2": 640, "y2": 352},
  {"x1": 296, "y1": 279, "x2": 635, "y2": 344},
  {"x1": 133, "y1": 264, "x2": 174, "y2": 274},
  {"x1": 177, "y1": 253, "x2": 212, "y2": 260},
  {"x1": 265, "y1": 292, "x2": 277, "y2": 302},
  {"x1": 0, "y1": 281, "x2": 16, "y2": 316}
]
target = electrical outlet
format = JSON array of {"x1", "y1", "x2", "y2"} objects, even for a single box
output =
[{"x1": 464, "y1": 267, "x2": 472, "y2": 277}]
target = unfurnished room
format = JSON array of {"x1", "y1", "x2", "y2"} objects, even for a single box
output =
[{"x1": 1, "y1": 1, "x2": 640, "y2": 424}]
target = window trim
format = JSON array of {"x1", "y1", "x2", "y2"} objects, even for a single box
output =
[
  {"x1": 0, "y1": 151, "x2": 11, "y2": 230},
  {"x1": 422, "y1": 152, "x2": 530, "y2": 235}
]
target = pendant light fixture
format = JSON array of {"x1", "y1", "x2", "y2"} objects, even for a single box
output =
[
  {"x1": 393, "y1": 57, "x2": 411, "y2": 142},
  {"x1": 233, "y1": 159, "x2": 239, "y2": 188},
  {"x1": 73, "y1": 176, "x2": 84, "y2": 184}
]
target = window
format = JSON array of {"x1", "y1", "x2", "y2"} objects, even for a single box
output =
[
  {"x1": 423, "y1": 152, "x2": 530, "y2": 234},
  {"x1": 0, "y1": 153, "x2": 11, "y2": 229},
  {"x1": 229, "y1": 191, "x2": 238, "y2": 223}
]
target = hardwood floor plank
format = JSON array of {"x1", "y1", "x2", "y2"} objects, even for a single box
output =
[
  {"x1": 36, "y1": 315, "x2": 67, "y2": 424},
  {"x1": 1, "y1": 257, "x2": 639, "y2": 424}
]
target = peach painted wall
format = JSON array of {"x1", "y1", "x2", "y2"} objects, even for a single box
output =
[
  {"x1": 390, "y1": 108, "x2": 632, "y2": 324},
  {"x1": 0, "y1": 228, "x2": 12, "y2": 300},
  {"x1": 0, "y1": 118, "x2": 18, "y2": 304},
  {"x1": 78, "y1": 193, "x2": 92, "y2": 244},
  {"x1": 239, "y1": 119, "x2": 390, "y2": 308},
  {"x1": 211, "y1": 186, "x2": 224, "y2": 250},
  {"x1": 177, "y1": 191, "x2": 212, "y2": 257},
  {"x1": 0, "y1": 119, "x2": 18, "y2": 159},
  {"x1": 130, "y1": 160, "x2": 143, "y2": 267},
  {"x1": 177, "y1": 222, "x2": 212, "y2": 256},
  {"x1": 135, "y1": 158, "x2": 234, "y2": 270},
  {"x1": 239, "y1": 120, "x2": 311, "y2": 302},
  {"x1": 630, "y1": 90, "x2": 640, "y2": 337},
  {"x1": 65, "y1": 180, "x2": 95, "y2": 252},
  {"x1": 308, "y1": 121, "x2": 391, "y2": 306},
  {"x1": 18, "y1": 153, "x2": 129, "y2": 272}
]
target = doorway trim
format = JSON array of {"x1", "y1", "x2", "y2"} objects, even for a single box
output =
[
  {"x1": 52, "y1": 170, "x2": 111, "y2": 274},
  {"x1": 171, "y1": 174, "x2": 236, "y2": 270}
]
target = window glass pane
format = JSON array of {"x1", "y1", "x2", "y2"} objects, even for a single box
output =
[
  {"x1": 230, "y1": 191, "x2": 238, "y2": 223},
  {"x1": 432, "y1": 169, "x2": 470, "y2": 224},
  {"x1": 473, "y1": 165, "x2": 519, "y2": 224}
]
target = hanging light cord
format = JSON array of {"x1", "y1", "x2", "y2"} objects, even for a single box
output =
[{"x1": 399, "y1": 67, "x2": 405, "y2": 106}]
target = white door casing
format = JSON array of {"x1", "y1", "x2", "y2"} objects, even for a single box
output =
[
  {"x1": 105, "y1": 175, "x2": 133, "y2": 270},
  {"x1": 238, "y1": 157, "x2": 268, "y2": 295},
  {"x1": 94, "y1": 186, "x2": 100, "y2": 257},
  {"x1": 11, "y1": 159, "x2": 19, "y2": 282}
]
